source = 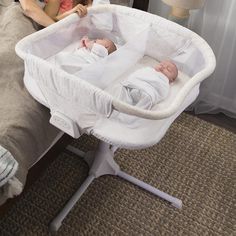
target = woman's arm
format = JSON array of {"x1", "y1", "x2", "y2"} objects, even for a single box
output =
[
  {"x1": 19, "y1": 0, "x2": 55, "y2": 27},
  {"x1": 86, "y1": 0, "x2": 92, "y2": 6},
  {"x1": 43, "y1": 0, "x2": 60, "y2": 20},
  {"x1": 55, "y1": 4, "x2": 87, "y2": 21}
]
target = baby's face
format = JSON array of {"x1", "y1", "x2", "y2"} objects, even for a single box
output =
[
  {"x1": 94, "y1": 39, "x2": 111, "y2": 48},
  {"x1": 154, "y1": 60, "x2": 178, "y2": 83}
]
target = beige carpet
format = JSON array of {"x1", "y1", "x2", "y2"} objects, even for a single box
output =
[{"x1": 0, "y1": 113, "x2": 235, "y2": 235}]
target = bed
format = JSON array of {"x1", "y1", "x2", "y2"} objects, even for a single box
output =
[
  {"x1": 0, "y1": 1, "x2": 62, "y2": 205},
  {"x1": 0, "y1": 0, "x2": 133, "y2": 207}
]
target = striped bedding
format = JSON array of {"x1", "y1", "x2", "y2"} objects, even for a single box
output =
[{"x1": 0, "y1": 146, "x2": 18, "y2": 188}]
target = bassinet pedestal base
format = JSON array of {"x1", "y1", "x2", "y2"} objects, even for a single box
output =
[{"x1": 50, "y1": 141, "x2": 182, "y2": 232}]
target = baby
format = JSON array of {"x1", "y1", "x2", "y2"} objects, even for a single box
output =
[
  {"x1": 49, "y1": 36, "x2": 116, "y2": 74},
  {"x1": 111, "y1": 60, "x2": 178, "y2": 126},
  {"x1": 119, "y1": 60, "x2": 178, "y2": 110},
  {"x1": 80, "y1": 36, "x2": 117, "y2": 55}
]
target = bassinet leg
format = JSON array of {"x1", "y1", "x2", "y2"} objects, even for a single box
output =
[
  {"x1": 66, "y1": 145, "x2": 95, "y2": 167},
  {"x1": 49, "y1": 175, "x2": 95, "y2": 232},
  {"x1": 50, "y1": 142, "x2": 117, "y2": 232},
  {"x1": 50, "y1": 141, "x2": 182, "y2": 231},
  {"x1": 66, "y1": 145, "x2": 86, "y2": 158},
  {"x1": 117, "y1": 171, "x2": 182, "y2": 209}
]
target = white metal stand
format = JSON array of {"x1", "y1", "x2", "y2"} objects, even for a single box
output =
[{"x1": 50, "y1": 141, "x2": 182, "y2": 231}]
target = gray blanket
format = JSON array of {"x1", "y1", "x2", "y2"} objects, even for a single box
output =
[{"x1": 0, "y1": 1, "x2": 59, "y2": 205}]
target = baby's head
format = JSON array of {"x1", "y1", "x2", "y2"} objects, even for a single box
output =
[
  {"x1": 95, "y1": 39, "x2": 117, "y2": 54},
  {"x1": 81, "y1": 37, "x2": 117, "y2": 54},
  {"x1": 154, "y1": 60, "x2": 178, "y2": 83}
]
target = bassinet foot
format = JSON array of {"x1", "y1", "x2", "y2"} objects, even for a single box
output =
[
  {"x1": 117, "y1": 170, "x2": 182, "y2": 209},
  {"x1": 49, "y1": 221, "x2": 61, "y2": 232},
  {"x1": 49, "y1": 175, "x2": 95, "y2": 232},
  {"x1": 171, "y1": 200, "x2": 183, "y2": 209}
]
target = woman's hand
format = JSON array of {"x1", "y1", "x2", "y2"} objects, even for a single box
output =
[{"x1": 72, "y1": 4, "x2": 87, "y2": 17}]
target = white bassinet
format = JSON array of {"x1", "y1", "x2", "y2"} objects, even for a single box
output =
[{"x1": 16, "y1": 4, "x2": 215, "y2": 231}]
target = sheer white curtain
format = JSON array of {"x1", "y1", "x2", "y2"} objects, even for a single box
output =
[
  {"x1": 149, "y1": 0, "x2": 236, "y2": 118},
  {"x1": 188, "y1": 0, "x2": 236, "y2": 117}
]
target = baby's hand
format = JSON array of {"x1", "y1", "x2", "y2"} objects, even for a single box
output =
[
  {"x1": 72, "y1": 4, "x2": 87, "y2": 17},
  {"x1": 81, "y1": 36, "x2": 89, "y2": 47}
]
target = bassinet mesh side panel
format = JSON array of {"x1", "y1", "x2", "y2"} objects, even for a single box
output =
[
  {"x1": 65, "y1": 21, "x2": 204, "y2": 95},
  {"x1": 41, "y1": 12, "x2": 202, "y2": 92},
  {"x1": 23, "y1": 10, "x2": 205, "y2": 80},
  {"x1": 25, "y1": 11, "x2": 151, "y2": 60},
  {"x1": 144, "y1": 25, "x2": 205, "y2": 77},
  {"x1": 25, "y1": 54, "x2": 113, "y2": 133},
  {"x1": 27, "y1": 22, "x2": 82, "y2": 60}
]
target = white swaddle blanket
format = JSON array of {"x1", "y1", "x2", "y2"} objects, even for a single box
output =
[
  {"x1": 49, "y1": 43, "x2": 108, "y2": 74},
  {"x1": 111, "y1": 67, "x2": 170, "y2": 126},
  {"x1": 120, "y1": 67, "x2": 170, "y2": 108}
]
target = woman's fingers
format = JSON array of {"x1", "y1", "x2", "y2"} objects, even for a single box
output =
[{"x1": 75, "y1": 4, "x2": 87, "y2": 17}]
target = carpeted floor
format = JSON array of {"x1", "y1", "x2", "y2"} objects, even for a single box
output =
[{"x1": 0, "y1": 113, "x2": 235, "y2": 235}]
